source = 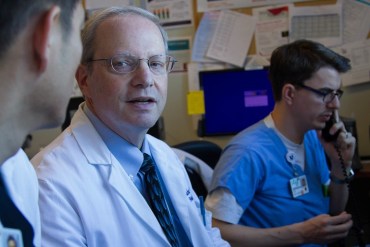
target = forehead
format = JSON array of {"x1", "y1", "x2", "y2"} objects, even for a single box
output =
[
  {"x1": 93, "y1": 15, "x2": 165, "y2": 56},
  {"x1": 305, "y1": 67, "x2": 341, "y2": 88}
]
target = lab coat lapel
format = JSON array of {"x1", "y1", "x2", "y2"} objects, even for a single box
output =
[
  {"x1": 150, "y1": 147, "x2": 193, "y2": 240},
  {"x1": 72, "y1": 109, "x2": 169, "y2": 245},
  {"x1": 107, "y1": 161, "x2": 169, "y2": 245},
  {"x1": 149, "y1": 140, "x2": 214, "y2": 246}
]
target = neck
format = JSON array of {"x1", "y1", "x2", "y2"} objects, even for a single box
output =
[
  {"x1": 85, "y1": 103, "x2": 147, "y2": 148},
  {"x1": 0, "y1": 122, "x2": 28, "y2": 165},
  {"x1": 271, "y1": 105, "x2": 305, "y2": 144},
  {"x1": 0, "y1": 85, "x2": 36, "y2": 165}
]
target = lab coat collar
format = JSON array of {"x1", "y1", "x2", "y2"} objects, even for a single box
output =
[
  {"x1": 71, "y1": 105, "x2": 112, "y2": 166},
  {"x1": 70, "y1": 106, "x2": 170, "y2": 245}
]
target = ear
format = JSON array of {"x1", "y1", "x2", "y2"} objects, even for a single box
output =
[
  {"x1": 281, "y1": 83, "x2": 296, "y2": 105},
  {"x1": 32, "y1": 6, "x2": 61, "y2": 73},
  {"x1": 75, "y1": 64, "x2": 90, "y2": 97},
  {"x1": 76, "y1": 64, "x2": 95, "y2": 107}
]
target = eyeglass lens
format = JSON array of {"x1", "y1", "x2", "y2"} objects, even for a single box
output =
[
  {"x1": 324, "y1": 90, "x2": 343, "y2": 102},
  {"x1": 111, "y1": 54, "x2": 175, "y2": 74}
]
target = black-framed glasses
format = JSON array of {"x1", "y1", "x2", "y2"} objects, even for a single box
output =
[
  {"x1": 299, "y1": 84, "x2": 343, "y2": 103},
  {"x1": 87, "y1": 54, "x2": 177, "y2": 75}
]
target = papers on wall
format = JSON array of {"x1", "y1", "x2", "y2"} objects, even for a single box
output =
[
  {"x1": 197, "y1": 0, "x2": 313, "y2": 13},
  {"x1": 141, "y1": 0, "x2": 193, "y2": 28},
  {"x1": 191, "y1": 11, "x2": 221, "y2": 63},
  {"x1": 289, "y1": 2, "x2": 343, "y2": 47},
  {"x1": 206, "y1": 10, "x2": 256, "y2": 67},
  {"x1": 252, "y1": 4, "x2": 291, "y2": 59},
  {"x1": 333, "y1": 39, "x2": 370, "y2": 87},
  {"x1": 342, "y1": 0, "x2": 370, "y2": 44},
  {"x1": 244, "y1": 55, "x2": 270, "y2": 70},
  {"x1": 168, "y1": 37, "x2": 192, "y2": 73},
  {"x1": 85, "y1": 0, "x2": 133, "y2": 10}
]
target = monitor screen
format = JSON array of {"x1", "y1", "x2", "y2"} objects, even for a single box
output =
[{"x1": 198, "y1": 68, "x2": 275, "y2": 136}]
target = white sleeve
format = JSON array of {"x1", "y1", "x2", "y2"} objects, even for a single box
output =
[
  {"x1": 204, "y1": 209, "x2": 231, "y2": 247},
  {"x1": 205, "y1": 187, "x2": 244, "y2": 224}
]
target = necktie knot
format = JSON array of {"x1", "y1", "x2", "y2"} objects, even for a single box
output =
[{"x1": 140, "y1": 153, "x2": 155, "y2": 174}]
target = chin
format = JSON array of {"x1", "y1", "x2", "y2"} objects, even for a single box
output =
[
  {"x1": 145, "y1": 120, "x2": 158, "y2": 129},
  {"x1": 314, "y1": 122, "x2": 325, "y2": 131}
]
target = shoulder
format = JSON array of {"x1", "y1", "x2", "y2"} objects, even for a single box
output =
[
  {"x1": 1, "y1": 149, "x2": 37, "y2": 187},
  {"x1": 146, "y1": 134, "x2": 177, "y2": 158},
  {"x1": 0, "y1": 149, "x2": 40, "y2": 239},
  {"x1": 231, "y1": 120, "x2": 271, "y2": 146},
  {"x1": 31, "y1": 129, "x2": 76, "y2": 166},
  {"x1": 224, "y1": 120, "x2": 276, "y2": 158}
]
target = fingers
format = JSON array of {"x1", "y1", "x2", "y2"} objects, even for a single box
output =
[
  {"x1": 325, "y1": 213, "x2": 353, "y2": 242},
  {"x1": 329, "y1": 212, "x2": 353, "y2": 229},
  {"x1": 336, "y1": 129, "x2": 356, "y2": 155},
  {"x1": 303, "y1": 214, "x2": 352, "y2": 244}
]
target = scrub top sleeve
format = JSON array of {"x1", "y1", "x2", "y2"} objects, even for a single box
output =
[{"x1": 210, "y1": 144, "x2": 264, "y2": 212}]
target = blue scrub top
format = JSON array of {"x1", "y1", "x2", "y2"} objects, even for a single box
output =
[{"x1": 210, "y1": 121, "x2": 330, "y2": 228}]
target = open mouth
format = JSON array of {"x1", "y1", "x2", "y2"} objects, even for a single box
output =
[{"x1": 128, "y1": 97, "x2": 155, "y2": 104}]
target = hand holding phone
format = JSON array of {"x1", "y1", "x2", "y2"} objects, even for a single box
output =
[{"x1": 322, "y1": 110, "x2": 340, "y2": 142}]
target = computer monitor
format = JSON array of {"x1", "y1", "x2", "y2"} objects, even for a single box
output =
[{"x1": 198, "y1": 68, "x2": 274, "y2": 136}]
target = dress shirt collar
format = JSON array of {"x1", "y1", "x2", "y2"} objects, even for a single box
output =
[{"x1": 82, "y1": 104, "x2": 151, "y2": 177}]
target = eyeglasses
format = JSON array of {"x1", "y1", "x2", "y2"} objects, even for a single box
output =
[
  {"x1": 87, "y1": 54, "x2": 177, "y2": 75},
  {"x1": 299, "y1": 84, "x2": 343, "y2": 103}
]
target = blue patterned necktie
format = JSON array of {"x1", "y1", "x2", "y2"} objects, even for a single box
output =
[{"x1": 140, "y1": 153, "x2": 180, "y2": 247}]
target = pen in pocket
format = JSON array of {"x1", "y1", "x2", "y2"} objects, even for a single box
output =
[{"x1": 199, "y1": 196, "x2": 206, "y2": 226}]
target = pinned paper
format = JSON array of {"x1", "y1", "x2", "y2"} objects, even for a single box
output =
[{"x1": 187, "y1": 91, "x2": 205, "y2": 115}]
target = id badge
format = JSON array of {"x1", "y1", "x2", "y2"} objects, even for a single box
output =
[
  {"x1": 0, "y1": 227, "x2": 23, "y2": 247},
  {"x1": 290, "y1": 175, "x2": 309, "y2": 198}
]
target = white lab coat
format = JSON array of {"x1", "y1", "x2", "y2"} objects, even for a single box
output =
[
  {"x1": 32, "y1": 106, "x2": 229, "y2": 247},
  {"x1": 1, "y1": 149, "x2": 41, "y2": 247}
]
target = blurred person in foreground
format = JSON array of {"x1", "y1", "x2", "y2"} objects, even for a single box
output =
[{"x1": 0, "y1": 1, "x2": 84, "y2": 246}]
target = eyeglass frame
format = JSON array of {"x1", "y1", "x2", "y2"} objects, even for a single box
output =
[
  {"x1": 87, "y1": 53, "x2": 177, "y2": 75},
  {"x1": 297, "y1": 84, "x2": 344, "y2": 103}
]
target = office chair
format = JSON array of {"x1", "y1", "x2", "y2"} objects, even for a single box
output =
[
  {"x1": 172, "y1": 140, "x2": 222, "y2": 169},
  {"x1": 172, "y1": 140, "x2": 223, "y2": 197},
  {"x1": 62, "y1": 97, "x2": 84, "y2": 131}
]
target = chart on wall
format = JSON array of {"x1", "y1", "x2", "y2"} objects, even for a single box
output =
[
  {"x1": 141, "y1": 0, "x2": 193, "y2": 28},
  {"x1": 84, "y1": 0, "x2": 133, "y2": 10},
  {"x1": 197, "y1": 0, "x2": 314, "y2": 12}
]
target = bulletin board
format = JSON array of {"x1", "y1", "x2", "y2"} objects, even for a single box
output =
[{"x1": 193, "y1": 0, "x2": 369, "y2": 63}]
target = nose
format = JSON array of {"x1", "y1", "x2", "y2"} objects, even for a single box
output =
[
  {"x1": 327, "y1": 94, "x2": 340, "y2": 109},
  {"x1": 132, "y1": 60, "x2": 154, "y2": 88}
]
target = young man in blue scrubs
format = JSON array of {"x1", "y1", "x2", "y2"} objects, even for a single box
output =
[
  {"x1": 206, "y1": 40, "x2": 356, "y2": 246},
  {"x1": 0, "y1": 1, "x2": 84, "y2": 246}
]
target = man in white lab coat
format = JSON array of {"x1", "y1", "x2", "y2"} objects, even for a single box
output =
[
  {"x1": 0, "y1": 1, "x2": 84, "y2": 246},
  {"x1": 32, "y1": 6, "x2": 229, "y2": 247}
]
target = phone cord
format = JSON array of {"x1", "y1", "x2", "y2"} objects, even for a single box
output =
[{"x1": 334, "y1": 143, "x2": 365, "y2": 247}]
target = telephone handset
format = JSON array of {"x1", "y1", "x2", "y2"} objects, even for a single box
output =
[{"x1": 322, "y1": 110, "x2": 340, "y2": 142}]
